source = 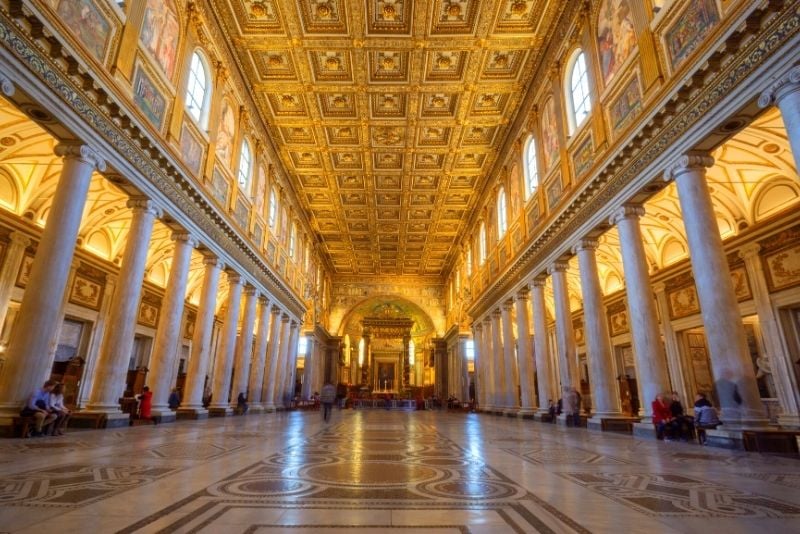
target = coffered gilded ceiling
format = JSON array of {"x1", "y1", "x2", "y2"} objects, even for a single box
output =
[{"x1": 213, "y1": 0, "x2": 563, "y2": 275}]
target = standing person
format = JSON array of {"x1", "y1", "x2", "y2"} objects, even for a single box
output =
[
  {"x1": 137, "y1": 386, "x2": 156, "y2": 424},
  {"x1": 237, "y1": 392, "x2": 249, "y2": 415},
  {"x1": 21, "y1": 380, "x2": 57, "y2": 437},
  {"x1": 320, "y1": 381, "x2": 336, "y2": 422},
  {"x1": 49, "y1": 383, "x2": 71, "y2": 435},
  {"x1": 572, "y1": 387, "x2": 583, "y2": 427},
  {"x1": 563, "y1": 387, "x2": 579, "y2": 427}
]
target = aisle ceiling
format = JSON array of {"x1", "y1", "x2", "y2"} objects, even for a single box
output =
[{"x1": 213, "y1": 0, "x2": 565, "y2": 275}]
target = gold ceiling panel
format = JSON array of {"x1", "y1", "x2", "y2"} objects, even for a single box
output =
[{"x1": 213, "y1": 0, "x2": 562, "y2": 275}]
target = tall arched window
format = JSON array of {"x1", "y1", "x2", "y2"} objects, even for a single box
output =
[
  {"x1": 497, "y1": 187, "x2": 508, "y2": 238},
  {"x1": 566, "y1": 49, "x2": 592, "y2": 134},
  {"x1": 523, "y1": 136, "x2": 539, "y2": 199},
  {"x1": 479, "y1": 222, "x2": 487, "y2": 265},
  {"x1": 185, "y1": 51, "x2": 211, "y2": 128},
  {"x1": 288, "y1": 222, "x2": 296, "y2": 258},
  {"x1": 268, "y1": 188, "x2": 278, "y2": 228},
  {"x1": 237, "y1": 139, "x2": 252, "y2": 190}
]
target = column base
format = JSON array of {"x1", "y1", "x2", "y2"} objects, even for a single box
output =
[
  {"x1": 150, "y1": 410, "x2": 177, "y2": 423},
  {"x1": 248, "y1": 405, "x2": 265, "y2": 414},
  {"x1": 533, "y1": 410, "x2": 555, "y2": 423},
  {"x1": 632, "y1": 421, "x2": 659, "y2": 440},
  {"x1": 78, "y1": 411, "x2": 130, "y2": 429},
  {"x1": 208, "y1": 407, "x2": 233, "y2": 417},
  {"x1": 176, "y1": 408, "x2": 208, "y2": 420},
  {"x1": 777, "y1": 414, "x2": 800, "y2": 428},
  {"x1": 517, "y1": 409, "x2": 537, "y2": 420},
  {"x1": 587, "y1": 415, "x2": 639, "y2": 433},
  {"x1": 503, "y1": 408, "x2": 519, "y2": 417},
  {"x1": 264, "y1": 405, "x2": 277, "y2": 413},
  {"x1": 557, "y1": 413, "x2": 586, "y2": 427}
]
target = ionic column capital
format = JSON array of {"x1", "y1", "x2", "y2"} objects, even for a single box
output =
[
  {"x1": 290, "y1": 320, "x2": 299, "y2": 329},
  {"x1": 171, "y1": 231, "x2": 197, "y2": 248},
  {"x1": 652, "y1": 281, "x2": 667, "y2": 295},
  {"x1": 0, "y1": 72, "x2": 14, "y2": 97},
  {"x1": 491, "y1": 308, "x2": 502, "y2": 319},
  {"x1": 502, "y1": 299, "x2": 514, "y2": 312},
  {"x1": 271, "y1": 305, "x2": 283, "y2": 315},
  {"x1": 739, "y1": 243, "x2": 762, "y2": 261},
  {"x1": 8, "y1": 231, "x2": 31, "y2": 248},
  {"x1": 572, "y1": 238, "x2": 598, "y2": 255},
  {"x1": 664, "y1": 151, "x2": 715, "y2": 182},
  {"x1": 473, "y1": 323, "x2": 483, "y2": 332},
  {"x1": 758, "y1": 65, "x2": 800, "y2": 107},
  {"x1": 243, "y1": 285, "x2": 258, "y2": 297},
  {"x1": 482, "y1": 315, "x2": 492, "y2": 325},
  {"x1": 531, "y1": 277, "x2": 547, "y2": 288},
  {"x1": 127, "y1": 197, "x2": 162, "y2": 218},
  {"x1": 226, "y1": 272, "x2": 242, "y2": 285},
  {"x1": 609, "y1": 203, "x2": 645, "y2": 226},
  {"x1": 548, "y1": 260, "x2": 569, "y2": 275},
  {"x1": 516, "y1": 287, "x2": 530, "y2": 300},
  {"x1": 281, "y1": 313, "x2": 291, "y2": 323},
  {"x1": 54, "y1": 142, "x2": 107, "y2": 172},
  {"x1": 203, "y1": 256, "x2": 221, "y2": 268}
]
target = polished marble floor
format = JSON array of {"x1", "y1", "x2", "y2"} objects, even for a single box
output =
[{"x1": 1, "y1": 410, "x2": 799, "y2": 533}]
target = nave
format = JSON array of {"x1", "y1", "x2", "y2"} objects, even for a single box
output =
[{"x1": 1, "y1": 411, "x2": 799, "y2": 533}]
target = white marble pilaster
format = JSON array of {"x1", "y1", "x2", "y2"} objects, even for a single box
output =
[
  {"x1": 667, "y1": 155, "x2": 768, "y2": 427},
  {"x1": 549, "y1": 261, "x2": 578, "y2": 391},
  {"x1": 77, "y1": 274, "x2": 117, "y2": 408},
  {"x1": 230, "y1": 285, "x2": 258, "y2": 410},
  {"x1": 0, "y1": 232, "x2": 30, "y2": 331},
  {"x1": 247, "y1": 297, "x2": 271, "y2": 411},
  {"x1": 515, "y1": 288, "x2": 537, "y2": 415},
  {"x1": 611, "y1": 204, "x2": 671, "y2": 420},
  {"x1": 759, "y1": 65, "x2": 800, "y2": 174},
  {"x1": 574, "y1": 239, "x2": 624, "y2": 420},
  {"x1": 739, "y1": 244, "x2": 800, "y2": 427},
  {"x1": 0, "y1": 144, "x2": 105, "y2": 420},
  {"x1": 149, "y1": 232, "x2": 196, "y2": 419},
  {"x1": 85, "y1": 198, "x2": 160, "y2": 421},
  {"x1": 500, "y1": 300, "x2": 519, "y2": 412},
  {"x1": 653, "y1": 282, "x2": 689, "y2": 406},
  {"x1": 531, "y1": 278, "x2": 554, "y2": 415},
  {"x1": 490, "y1": 309, "x2": 504, "y2": 410},
  {"x1": 178, "y1": 257, "x2": 221, "y2": 416},
  {"x1": 264, "y1": 312, "x2": 288, "y2": 411},
  {"x1": 208, "y1": 272, "x2": 243, "y2": 416}
]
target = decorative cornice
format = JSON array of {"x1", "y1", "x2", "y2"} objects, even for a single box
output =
[
  {"x1": 0, "y1": 71, "x2": 12, "y2": 96},
  {"x1": 758, "y1": 64, "x2": 800, "y2": 107},
  {"x1": 664, "y1": 152, "x2": 715, "y2": 182},
  {"x1": 53, "y1": 143, "x2": 107, "y2": 172},
  {"x1": 609, "y1": 204, "x2": 645, "y2": 226}
]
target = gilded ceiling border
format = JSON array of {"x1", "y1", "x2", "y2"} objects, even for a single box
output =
[
  {"x1": 468, "y1": 2, "x2": 800, "y2": 319},
  {"x1": 0, "y1": 6, "x2": 306, "y2": 318}
]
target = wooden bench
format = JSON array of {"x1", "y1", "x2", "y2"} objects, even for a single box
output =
[
  {"x1": 11, "y1": 416, "x2": 37, "y2": 438},
  {"x1": 743, "y1": 430, "x2": 800, "y2": 455}
]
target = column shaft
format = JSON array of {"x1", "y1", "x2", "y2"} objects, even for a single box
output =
[
  {"x1": 230, "y1": 286, "x2": 258, "y2": 407},
  {"x1": 482, "y1": 318, "x2": 494, "y2": 409},
  {"x1": 0, "y1": 232, "x2": 30, "y2": 330},
  {"x1": 532, "y1": 279, "x2": 554, "y2": 414},
  {"x1": 179, "y1": 258, "x2": 221, "y2": 413},
  {"x1": 668, "y1": 156, "x2": 767, "y2": 426},
  {"x1": 149, "y1": 233, "x2": 195, "y2": 416},
  {"x1": 86, "y1": 199, "x2": 159, "y2": 416},
  {"x1": 0, "y1": 145, "x2": 104, "y2": 418},
  {"x1": 500, "y1": 301, "x2": 519, "y2": 410},
  {"x1": 263, "y1": 308, "x2": 285, "y2": 411},
  {"x1": 248, "y1": 298, "x2": 271, "y2": 409},
  {"x1": 472, "y1": 325, "x2": 485, "y2": 408},
  {"x1": 209, "y1": 272, "x2": 243, "y2": 415},
  {"x1": 612, "y1": 205, "x2": 670, "y2": 419},
  {"x1": 272, "y1": 316, "x2": 292, "y2": 408},
  {"x1": 515, "y1": 290, "x2": 537, "y2": 413},
  {"x1": 760, "y1": 66, "x2": 800, "y2": 173},
  {"x1": 550, "y1": 263, "x2": 578, "y2": 390},
  {"x1": 653, "y1": 283, "x2": 690, "y2": 406},
  {"x1": 490, "y1": 310, "x2": 504, "y2": 410}
]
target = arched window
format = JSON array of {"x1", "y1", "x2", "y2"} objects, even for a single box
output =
[
  {"x1": 465, "y1": 245, "x2": 473, "y2": 277},
  {"x1": 268, "y1": 188, "x2": 278, "y2": 228},
  {"x1": 185, "y1": 51, "x2": 211, "y2": 128},
  {"x1": 288, "y1": 222, "x2": 296, "y2": 258},
  {"x1": 523, "y1": 136, "x2": 539, "y2": 198},
  {"x1": 566, "y1": 49, "x2": 592, "y2": 134},
  {"x1": 237, "y1": 139, "x2": 252, "y2": 190},
  {"x1": 479, "y1": 222, "x2": 487, "y2": 265},
  {"x1": 497, "y1": 187, "x2": 508, "y2": 238}
]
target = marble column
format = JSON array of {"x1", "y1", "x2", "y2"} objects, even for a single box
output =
[
  {"x1": 402, "y1": 335, "x2": 411, "y2": 389},
  {"x1": 247, "y1": 297, "x2": 271, "y2": 412},
  {"x1": 574, "y1": 239, "x2": 624, "y2": 421},
  {"x1": 666, "y1": 154, "x2": 768, "y2": 426},
  {"x1": 472, "y1": 324, "x2": 485, "y2": 408},
  {"x1": 0, "y1": 144, "x2": 105, "y2": 420},
  {"x1": 740, "y1": 244, "x2": 800, "y2": 426},
  {"x1": 653, "y1": 282, "x2": 689, "y2": 406},
  {"x1": 263, "y1": 308, "x2": 285, "y2": 412},
  {"x1": 282, "y1": 321, "x2": 300, "y2": 406},
  {"x1": 490, "y1": 309, "x2": 504, "y2": 411},
  {"x1": 208, "y1": 272, "x2": 243, "y2": 416},
  {"x1": 461, "y1": 336, "x2": 471, "y2": 402},
  {"x1": 515, "y1": 289, "x2": 537, "y2": 415},
  {"x1": 482, "y1": 316, "x2": 495, "y2": 410},
  {"x1": 230, "y1": 285, "x2": 258, "y2": 410},
  {"x1": 531, "y1": 278, "x2": 554, "y2": 416},
  {"x1": 301, "y1": 336, "x2": 314, "y2": 400},
  {"x1": 550, "y1": 261, "x2": 578, "y2": 391},
  {"x1": 0, "y1": 231, "x2": 30, "y2": 331},
  {"x1": 759, "y1": 65, "x2": 800, "y2": 174},
  {"x1": 611, "y1": 205, "x2": 670, "y2": 420},
  {"x1": 85, "y1": 199, "x2": 160, "y2": 423},
  {"x1": 500, "y1": 300, "x2": 519, "y2": 412},
  {"x1": 272, "y1": 315, "x2": 293, "y2": 409},
  {"x1": 178, "y1": 258, "x2": 221, "y2": 417},
  {"x1": 78, "y1": 275, "x2": 117, "y2": 408},
  {"x1": 149, "y1": 232, "x2": 196, "y2": 420}
]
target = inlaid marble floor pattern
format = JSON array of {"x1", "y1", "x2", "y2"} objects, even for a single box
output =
[{"x1": 1, "y1": 411, "x2": 799, "y2": 533}]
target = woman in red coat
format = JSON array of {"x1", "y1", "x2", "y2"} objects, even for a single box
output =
[
  {"x1": 138, "y1": 386, "x2": 153, "y2": 419},
  {"x1": 652, "y1": 394, "x2": 675, "y2": 440}
]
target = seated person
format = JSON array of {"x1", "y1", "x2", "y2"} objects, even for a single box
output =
[
  {"x1": 49, "y1": 382, "x2": 71, "y2": 436},
  {"x1": 669, "y1": 391, "x2": 694, "y2": 441},
  {"x1": 693, "y1": 392, "x2": 721, "y2": 445},
  {"x1": 237, "y1": 392, "x2": 248, "y2": 414},
  {"x1": 652, "y1": 394, "x2": 676, "y2": 440},
  {"x1": 168, "y1": 388, "x2": 181, "y2": 411},
  {"x1": 21, "y1": 380, "x2": 57, "y2": 437}
]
